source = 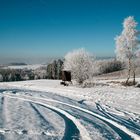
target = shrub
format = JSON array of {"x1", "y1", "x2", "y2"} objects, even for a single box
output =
[
  {"x1": 64, "y1": 48, "x2": 95, "y2": 84},
  {"x1": 98, "y1": 59, "x2": 124, "y2": 74}
]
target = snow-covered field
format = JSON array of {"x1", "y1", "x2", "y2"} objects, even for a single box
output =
[
  {"x1": 3, "y1": 64, "x2": 46, "y2": 70},
  {"x1": 0, "y1": 79, "x2": 140, "y2": 140}
]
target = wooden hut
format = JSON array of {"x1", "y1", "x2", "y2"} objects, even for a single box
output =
[{"x1": 62, "y1": 70, "x2": 71, "y2": 82}]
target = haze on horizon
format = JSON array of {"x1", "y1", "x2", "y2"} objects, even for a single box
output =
[{"x1": 0, "y1": 0, "x2": 140, "y2": 64}]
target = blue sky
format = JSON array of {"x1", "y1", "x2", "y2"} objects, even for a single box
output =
[{"x1": 0, "y1": 0, "x2": 140, "y2": 63}]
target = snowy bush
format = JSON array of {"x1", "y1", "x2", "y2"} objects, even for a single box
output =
[
  {"x1": 82, "y1": 80, "x2": 96, "y2": 88},
  {"x1": 82, "y1": 79, "x2": 109, "y2": 88},
  {"x1": 64, "y1": 48, "x2": 95, "y2": 84},
  {"x1": 97, "y1": 59, "x2": 124, "y2": 74},
  {"x1": 33, "y1": 67, "x2": 47, "y2": 79}
]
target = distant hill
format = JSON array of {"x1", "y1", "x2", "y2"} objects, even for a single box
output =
[
  {"x1": 8, "y1": 62, "x2": 27, "y2": 66},
  {"x1": 96, "y1": 56, "x2": 115, "y2": 60}
]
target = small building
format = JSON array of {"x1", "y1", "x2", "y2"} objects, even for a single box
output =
[{"x1": 62, "y1": 70, "x2": 71, "y2": 82}]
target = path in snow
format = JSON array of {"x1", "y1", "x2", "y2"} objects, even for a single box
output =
[{"x1": 0, "y1": 89, "x2": 140, "y2": 140}]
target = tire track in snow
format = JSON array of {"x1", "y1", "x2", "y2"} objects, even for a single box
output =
[
  {"x1": 36, "y1": 96, "x2": 140, "y2": 140},
  {"x1": 5, "y1": 93, "x2": 140, "y2": 140},
  {"x1": 96, "y1": 103, "x2": 140, "y2": 136},
  {"x1": 30, "y1": 103, "x2": 55, "y2": 132},
  {"x1": 4, "y1": 94, "x2": 92, "y2": 140},
  {"x1": 38, "y1": 104, "x2": 80, "y2": 140},
  {"x1": 0, "y1": 97, "x2": 80, "y2": 140}
]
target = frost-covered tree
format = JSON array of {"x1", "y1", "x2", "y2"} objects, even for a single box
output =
[
  {"x1": 64, "y1": 48, "x2": 94, "y2": 84},
  {"x1": 115, "y1": 16, "x2": 140, "y2": 84},
  {"x1": 97, "y1": 59, "x2": 124, "y2": 74},
  {"x1": 47, "y1": 59, "x2": 63, "y2": 79}
]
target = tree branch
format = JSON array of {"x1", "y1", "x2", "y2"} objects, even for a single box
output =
[{"x1": 136, "y1": 31, "x2": 140, "y2": 36}]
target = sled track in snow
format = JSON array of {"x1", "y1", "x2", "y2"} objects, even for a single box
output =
[
  {"x1": 96, "y1": 103, "x2": 140, "y2": 136},
  {"x1": 2, "y1": 93, "x2": 91, "y2": 140},
  {"x1": 30, "y1": 103, "x2": 80, "y2": 140},
  {"x1": 1, "y1": 90, "x2": 140, "y2": 140}
]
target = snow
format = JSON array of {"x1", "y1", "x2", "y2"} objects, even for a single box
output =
[
  {"x1": 4, "y1": 93, "x2": 92, "y2": 140},
  {"x1": 1, "y1": 79, "x2": 140, "y2": 114},
  {"x1": 1, "y1": 93, "x2": 64, "y2": 140},
  {"x1": 6, "y1": 92, "x2": 139, "y2": 139},
  {"x1": 0, "y1": 78, "x2": 140, "y2": 139},
  {"x1": 3, "y1": 64, "x2": 46, "y2": 70}
]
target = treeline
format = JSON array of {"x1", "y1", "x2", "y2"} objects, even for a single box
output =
[
  {"x1": 97, "y1": 59, "x2": 124, "y2": 74},
  {"x1": 0, "y1": 59, "x2": 63, "y2": 82},
  {"x1": 47, "y1": 59, "x2": 63, "y2": 79},
  {"x1": 0, "y1": 58, "x2": 125, "y2": 82},
  {"x1": 0, "y1": 69, "x2": 38, "y2": 82}
]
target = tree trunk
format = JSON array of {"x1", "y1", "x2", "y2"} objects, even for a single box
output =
[
  {"x1": 133, "y1": 70, "x2": 136, "y2": 85},
  {"x1": 126, "y1": 58, "x2": 131, "y2": 84}
]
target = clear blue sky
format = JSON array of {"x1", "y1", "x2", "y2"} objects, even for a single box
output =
[{"x1": 0, "y1": 0, "x2": 140, "y2": 63}]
